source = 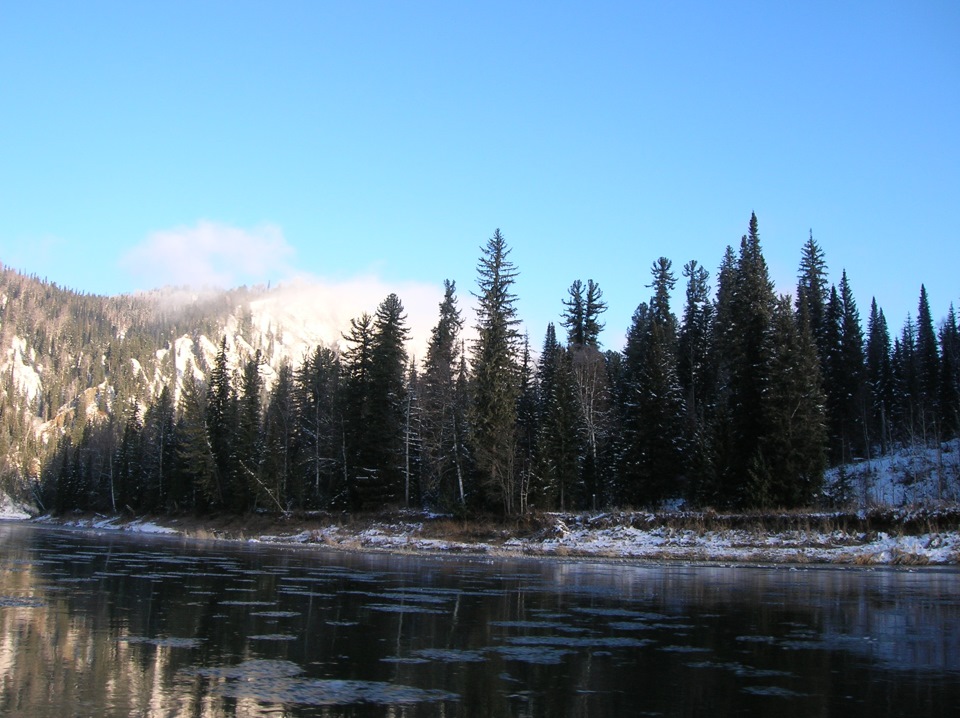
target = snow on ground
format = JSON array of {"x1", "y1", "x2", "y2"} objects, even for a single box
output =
[
  {"x1": 0, "y1": 493, "x2": 30, "y2": 520},
  {"x1": 12, "y1": 509, "x2": 960, "y2": 565},
  {"x1": 239, "y1": 514, "x2": 960, "y2": 565},
  {"x1": 824, "y1": 439, "x2": 960, "y2": 507}
]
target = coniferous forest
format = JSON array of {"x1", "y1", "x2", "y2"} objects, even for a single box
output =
[{"x1": 2, "y1": 214, "x2": 959, "y2": 517}]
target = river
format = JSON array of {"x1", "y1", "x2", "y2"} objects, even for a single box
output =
[{"x1": 1, "y1": 521, "x2": 958, "y2": 716}]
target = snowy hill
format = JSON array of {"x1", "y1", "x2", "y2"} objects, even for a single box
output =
[{"x1": 0, "y1": 268, "x2": 440, "y2": 502}]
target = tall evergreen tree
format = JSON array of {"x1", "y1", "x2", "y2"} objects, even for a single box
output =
[
  {"x1": 891, "y1": 317, "x2": 920, "y2": 444},
  {"x1": 470, "y1": 229, "x2": 522, "y2": 514},
  {"x1": 176, "y1": 375, "x2": 216, "y2": 510},
  {"x1": 795, "y1": 230, "x2": 830, "y2": 357},
  {"x1": 618, "y1": 258, "x2": 686, "y2": 506},
  {"x1": 420, "y1": 280, "x2": 468, "y2": 509},
  {"x1": 562, "y1": 280, "x2": 587, "y2": 347},
  {"x1": 205, "y1": 337, "x2": 237, "y2": 509},
  {"x1": 939, "y1": 305, "x2": 960, "y2": 438},
  {"x1": 865, "y1": 299, "x2": 893, "y2": 454},
  {"x1": 342, "y1": 296, "x2": 410, "y2": 508},
  {"x1": 236, "y1": 351, "x2": 266, "y2": 512},
  {"x1": 562, "y1": 278, "x2": 607, "y2": 348},
  {"x1": 915, "y1": 284, "x2": 941, "y2": 441},
  {"x1": 141, "y1": 385, "x2": 176, "y2": 511},
  {"x1": 341, "y1": 312, "x2": 376, "y2": 508},
  {"x1": 515, "y1": 335, "x2": 539, "y2": 513},
  {"x1": 537, "y1": 345, "x2": 583, "y2": 510},
  {"x1": 294, "y1": 346, "x2": 343, "y2": 508},
  {"x1": 263, "y1": 362, "x2": 296, "y2": 512},
  {"x1": 750, "y1": 297, "x2": 827, "y2": 507},
  {"x1": 711, "y1": 214, "x2": 778, "y2": 507},
  {"x1": 822, "y1": 271, "x2": 867, "y2": 463}
]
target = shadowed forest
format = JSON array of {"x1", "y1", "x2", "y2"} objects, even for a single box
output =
[{"x1": 2, "y1": 214, "x2": 958, "y2": 517}]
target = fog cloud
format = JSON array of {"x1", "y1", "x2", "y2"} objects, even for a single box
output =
[{"x1": 119, "y1": 220, "x2": 294, "y2": 290}]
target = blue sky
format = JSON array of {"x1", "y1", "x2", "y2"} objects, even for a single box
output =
[{"x1": 1, "y1": 1, "x2": 958, "y2": 350}]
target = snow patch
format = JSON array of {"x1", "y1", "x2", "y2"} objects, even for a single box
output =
[{"x1": 0, "y1": 493, "x2": 31, "y2": 520}]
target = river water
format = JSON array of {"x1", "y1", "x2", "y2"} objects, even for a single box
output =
[{"x1": 1, "y1": 521, "x2": 958, "y2": 717}]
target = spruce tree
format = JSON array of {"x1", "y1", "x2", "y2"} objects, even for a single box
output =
[
  {"x1": 865, "y1": 299, "x2": 893, "y2": 454},
  {"x1": 420, "y1": 280, "x2": 467, "y2": 508},
  {"x1": 795, "y1": 230, "x2": 829, "y2": 357},
  {"x1": 515, "y1": 335, "x2": 539, "y2": 513},
  {"x1": 263, "y1": 361, "x2": 296, "y2": 512},
  {"x1": 891, "y1": 318, "x2": 920, "y2": 444},
  {"x1": 236, "y1": 351, "x2": 265, "y2": 512},
  {"x1": 751, "y1": 297, "x2": 827, "y2": 507},
  {"x1": 341, "y1": 312, "x2": 375, "y2": 507},
  {"x1": 916, "y1": 285, "x2": 941, "y2": 441},
  {"x1": 141, "y1": 385, "x2": 176, "y2": 511},
  {"x1": 939, "y1": 305, "x2": 960, "y2": 438},
  {"x1": 711, "y1": 214, "x2": 778, "y2": 507},
  {"x1": 562, "y1": 280, "x2": 587, "y2": 346},
  {"x1": 176, "y1": 375, "x2": 217, "y2": 510},
  {"x1": 205, "y1": 337, "x2": 237, "y2": 509},
  {"x1": 822, "y1": 271, "x2": 867, "y2": 464},
  {"x1": 618, "y1": 258, "x2": 687, "y2": 506},
  {"x1": 583, "y1": 280, "x2": 607, "y2": 348},
  {"x1": 367, "y1": 293, "x2": 410, "y2": 506},
  {"x1": 294, "y1": 346, "x2": 342, "y2": 508},
  {"x1": 537, "y1": 345, "x2": 583, "y2": 510},
  {"x1": 470, "y1": 229, "x2": 522, "y2": 514}
]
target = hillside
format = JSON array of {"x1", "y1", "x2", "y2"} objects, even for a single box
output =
[{"x1": 0, "y1": 265, "x2": 346, "y2": 501}]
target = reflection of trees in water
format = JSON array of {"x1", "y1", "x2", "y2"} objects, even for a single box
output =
[{"x1": 2, "y1": 525, "x2": 960, "y2": 717}]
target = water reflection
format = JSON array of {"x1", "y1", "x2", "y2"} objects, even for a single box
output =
[{"x1": 1, "y1": 521, "x2": 958, "y2": 717}]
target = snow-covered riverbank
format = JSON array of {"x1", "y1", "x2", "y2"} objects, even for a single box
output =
[{"x1": 13, "y1": 509, "x2": 960, "y2": 566}]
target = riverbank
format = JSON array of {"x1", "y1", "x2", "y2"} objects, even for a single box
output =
[{"x1": 21, "y1": 507, "x2": 960, "y2": 566}]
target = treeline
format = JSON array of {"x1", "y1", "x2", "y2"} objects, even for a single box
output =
[{"x1": 17, "y1": 216, "x2": 960, "y2": 515}]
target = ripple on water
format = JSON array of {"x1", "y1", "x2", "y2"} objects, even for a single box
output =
[
  {"x1": 0, "y1": 596, "x2": 44, "y2": 608},
  {"x1": 414, "y1": 648, "x2": 487, "y2": 663},
  {"x1": 119, "y1": 636, "x2": 204, "y2": 649},
  {"x1": 185, "y1": 659, "x2": 457, "y2": 705}
]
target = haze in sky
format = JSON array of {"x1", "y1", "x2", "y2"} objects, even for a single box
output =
[{"x1": 1, "y1": 1, "x2": 957, "y2": 350}]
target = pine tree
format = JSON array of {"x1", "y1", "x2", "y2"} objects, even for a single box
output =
[
  {"x1": 262, "y1": 362, "x2": 295, "y2": 512},
  {"x1": 678, "y1": 260, "x2": 713, "y2": 436},
  {"x1": 470, "y1": 229, "x2": 522, "y2": 514},
  {"x1": 562, "y1": 280, "x2": 587, "y2": 346},
  {"x1": 891, "y1": 318, "x2": 920, "y2": 444},
  {"x1": 795, "y1": 230, "x2": 829, "y2": 358},
  {"x1": 420, "y1": 280, "x2": 468, "y2": 509},
  {"x1": 205, "y1": 337, "x2": 236, "y2": 509},
  {"x1": 939, "y1": 305, "x2": 960, "y2": 438},
  {"x1": 343, "y1": 295, "x2": 409, "y2": 509},
  {"x1": 294, "y1": 346, "x2": 343, "y2": 508},
  {"x1": 235, "y1": 351, "x2": 266, "y2": 512},
  {"x1": 341, "y1": 312, "x2": 375, "y2": 507},
  {"x1": 865, "y1": 299, "x2": 893, "y2": 454},
  {"x1": 711, "y1": 214, "x2": 778, "y2": 507},
  {"x1": 515, "y1": 335, "x2": 539, "y2": 514},
  {"x1": 141, "y1": 385, "x2": 176, "y2": 511},
  {"x1": 618, "y1": 258, "x2": 687, "y2": 506},
  {"x1": 750, "y1": 297, "x2": 827, "y2": 507},
  {"x1": 915, "y1": 285, "x2": 941, "y2": 441},
  {"x1": 822, "y1": 271, "x2": 867, "y2": 464},
  {"x1": 178, "y1": 374, "x2": 217, "y2": 510},
  {"x1": 537, "y1": 345, "x2": 583, "y2": 510},
  {"x1": 583, "y1": 280, "x2": 607, "y2": 348}
]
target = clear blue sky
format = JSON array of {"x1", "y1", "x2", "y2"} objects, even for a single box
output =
[{"x1": 2, "y1": 1, "x2": 958, "y2": 350}]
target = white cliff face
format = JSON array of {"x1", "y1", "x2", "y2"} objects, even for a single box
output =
[{"x1": 5, "y1": 336, "x2": 42, "y2": 404}]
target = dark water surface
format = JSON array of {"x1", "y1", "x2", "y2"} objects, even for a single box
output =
[{"x1": 1, "y1": 521, "x2": 958, "y2": 717}]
